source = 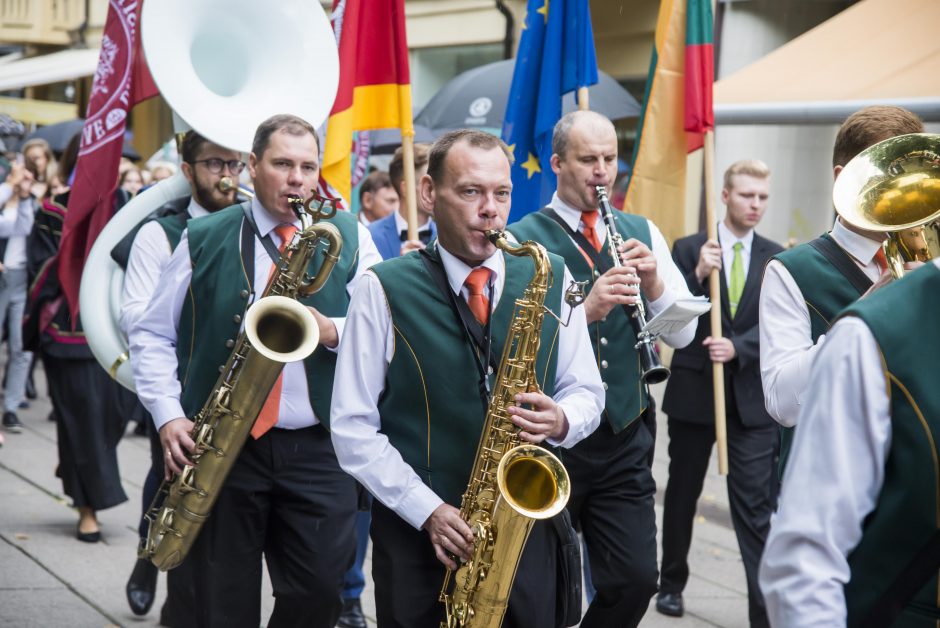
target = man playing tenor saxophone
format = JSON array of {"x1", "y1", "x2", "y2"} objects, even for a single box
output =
[
  {"x1": 130, "y1": 114, "x2": 383, "y2": 628},
  {"x1": 330, "y1": 129, "x2": 605, "y2": 627}
]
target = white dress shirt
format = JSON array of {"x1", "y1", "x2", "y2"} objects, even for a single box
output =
[
  {"x1": 547, "y1": 193, "x2": 696, "y2": 349},
  {"x1": 392, "y1": 210, "x2": 432, "y2": 234},
  {"x1": 717, "y1": 220, "x2": 754, "y2": 288},
  {"x1": 0, "y1": 184, "x2": 37, "y2": 264},
  {"x1": 130, "y1": 197, "x2": 383, "y2": 431},
  {"x1": 759, "y1": 218, "x2": 884, "y2": 427},
  {"x1": 120, "y1": 198, "x2": 209, "y2": 338},
  {"x1": 759, "y1": 313, "x2": 894, "y2": 627},
  {"x1": 330, "y1": 244, "x2": 606, "y2": 530}
]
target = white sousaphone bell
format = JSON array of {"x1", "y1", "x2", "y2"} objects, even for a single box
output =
[{"x1": 79, "y1": 0, "x2": 340, "y2": 390}]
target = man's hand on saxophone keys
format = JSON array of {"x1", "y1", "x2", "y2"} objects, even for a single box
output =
[
  {"x1": 506, "y1": 392, "x2": 569, "y2": 443},
  {"x1": 584, "y1": 266, "x2": 641, "y2": 324},
  {"x1": 423, "y1": 503, "x2": 475, "y2": 569},
  {"x1": 158, "y1": 417, "x2": 196, "y2": 480}
]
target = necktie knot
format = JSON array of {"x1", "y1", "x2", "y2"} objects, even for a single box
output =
[
  {"x1": 580, "y1": 211, "x2": 602, "y2": 252},
  {"x1": 274, "y1": 224, "x2": 298, "y2": 252},
  {"x1": 733, "y1": 242, "x2": 743, "y2": 253},
  {"x1": 464, "y1": 267, "x2": 492, "y2": 325},
  {"x1": 873, "y1": 247, "x2": 889, "y2": 272}
]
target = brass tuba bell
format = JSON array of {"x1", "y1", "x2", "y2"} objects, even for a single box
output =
[{"x1": 833, "y1": 133, "x2": 940, "y2": 278}]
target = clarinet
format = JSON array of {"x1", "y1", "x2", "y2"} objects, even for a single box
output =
[{"x1": 595, "y1": 185, "x2": 670, "y2": 385}]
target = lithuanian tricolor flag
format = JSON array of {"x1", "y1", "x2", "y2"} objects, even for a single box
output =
[
  {"x1": 321, "y1": 0, "x2": 413, "y2": 205},
  {"x1": 624, "y1": 0, "x2": 713, "y2": 244}
]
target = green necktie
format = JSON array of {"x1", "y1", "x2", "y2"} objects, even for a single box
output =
[{"x1": 729, "y1": 242, "x2": 744, "y2": 318}]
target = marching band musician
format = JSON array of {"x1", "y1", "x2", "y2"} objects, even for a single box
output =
[
  {"x1": 507, "y1": 110, "x2": 696, "y2": 628},
  {"x1": 760, "y1": 258, "x2": 940, "y2": 626},
  {"x1": 130, "y1": 114, "x2": 382, "y2": 628},
  {"x1": 118, "y1": 130, "x2": 245, "y2": 623},
  {"x1": 330, "y1": 129, "x2": 605, "y2": 627},
  {"x1": 759, "y1": 105, "x2": 924, "y2": 475}
]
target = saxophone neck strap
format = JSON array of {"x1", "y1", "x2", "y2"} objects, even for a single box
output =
[
  {"x1": 239, "y1": 202, "x2": 285, "y2": 294},
  {"x1": 419, "y1": 248, "x2": 496, "y2": 404}
]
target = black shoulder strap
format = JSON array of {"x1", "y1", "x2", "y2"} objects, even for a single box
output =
[
  {"x1": 862, "y1": 530, "x2": 940, "y2": 628},
  {"x1": 807, "y1": 235, "x2": 873, "y2": 296},
  {"x1": 240, "y1": 202, "x2": 281, "y2": 262},
  {"x1": 540, "y1": 207, "x2": 612, "y2": 274},
  {"x1": 419, "y1": 249, "x2": 495, "y2": 405}
]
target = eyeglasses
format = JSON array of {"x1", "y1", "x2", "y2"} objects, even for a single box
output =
[{"x1": 192, "y1": 158, "x2": 246, "y2": 175}]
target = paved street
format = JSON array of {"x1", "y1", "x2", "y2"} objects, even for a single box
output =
[{"x1": 0, "y1": 373, "x2": 751, "y2": 627}]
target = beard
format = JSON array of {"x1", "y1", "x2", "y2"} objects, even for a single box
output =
[{"x1": 193, "y1": 181, "x2": 235, "y2": 212}]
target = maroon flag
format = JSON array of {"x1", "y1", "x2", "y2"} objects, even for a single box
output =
[{"x1": 59, "y1": 0, "x2": 157, "y2": 321}]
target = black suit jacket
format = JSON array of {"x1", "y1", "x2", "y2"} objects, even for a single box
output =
[{"x1": 661, "y1": 229, "x2": 783, "y2": 428}]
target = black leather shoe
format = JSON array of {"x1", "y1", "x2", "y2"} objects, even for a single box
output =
[
  {"x1": 656, "y1": 591, "x2": 684, "y2": 617},
  {"x1": 337, "y1": 598, "x2": 367, "y2": 628},
  {"x1": 76, "y1": 528, "x2": 101, "y2": 543},
  {"x1": 126, "y1": 558, "x2": 158, "y2": 616},
  {"x1": 3, "y1": 411, "x2": 22, "y2": 433}
]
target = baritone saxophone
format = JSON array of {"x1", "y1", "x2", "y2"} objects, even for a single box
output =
[
  {"x1": 440, "y1": 230, "x2": 571, "y2": 628},
  {"x1": 138, "y1": 195, "x2": 342, "y2": 571}
]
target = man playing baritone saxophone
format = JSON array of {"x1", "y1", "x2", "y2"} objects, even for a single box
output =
[
  {"x1": 508, "y1": 110, "x2": 696, "y2": 628},
  {"x1": 330, "y1": 129, "x2": 605, "y2": 628},
  {"x1": 130, "y1": 114, "x2": 383, "y2": 628}
]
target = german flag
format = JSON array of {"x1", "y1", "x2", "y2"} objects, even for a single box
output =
[
  {"x1": 321, "y1": 0, "x2": 413, "y2": 205},
  {"x1": 624, "y1": 0, "x2": 713, "y2": 244}
]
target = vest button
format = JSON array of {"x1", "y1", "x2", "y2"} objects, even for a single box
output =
[
  {"x1": 225, "y1": 339, "x2": 235, "y2": 348},
  {"x1": 240, "y1": 289, "x2": 249, "y2": 299},
  {"x1": 594, "y1": 270, "x2": 600, "y2": 279},
  {"x1": 601, "y1": 360, "x2": 609, "y2": 369},
  {"x1": 600, "y1": 337, "x2": 608, "y2": 346},
  {"x1": 488, "y1": 366, "x2": 494, "y2": 375},
  {"x1": 233, "y1": 314, "x2": 242, "y2": 324},
  {"x1": 218, "y1": 365, "x2": 225, "y2": 373},
  {"x1": 601, "y1": 317, "x2": 607, "y2": 323},
  {"x1": 602, "y1": 382, "x2": 608, "y2": 391}
]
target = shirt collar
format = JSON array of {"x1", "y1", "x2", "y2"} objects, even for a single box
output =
[
  {"x1": 251, "y1": 196, "x2": 300, "y2": 237},
  {"x1": 187, "y1": 197, "x2": 209, "y2": 219},
  {"x1": 717, "y1": 221, "x2": 754, "y2": 253},
  {"x1": 831, "y1": 217, "x2": 883, "y2": 266},
  {"x1": 548, "y1": 192, "x2": 586, "y2": 232},
  {"x1": 393, "y1": 210, "x2": 431, "y2": 234},
  {"x1": 437, "y1": 242, "x2": 504, "y2": 296}
]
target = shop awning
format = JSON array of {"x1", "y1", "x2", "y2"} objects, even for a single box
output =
[
  {"x1": 714, "y1": 0, "x2": 940, "y2": 124},
  {"x1": 0, "y1": 48, "x2": 99, "y2": 92}
]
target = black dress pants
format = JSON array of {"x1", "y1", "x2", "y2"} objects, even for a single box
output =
[
  {"x1": 660, "y1": 409, "x2": 778, "y2": 628},
  {"x1": 563, "y1": 415, "x2": 659, "y2": 628},
  {"x1": 188, "y1": 424, "x2": 357, "y2": 628},
  {"x1": 370, "y1": 500, "x2": 559, "y2": 628}
]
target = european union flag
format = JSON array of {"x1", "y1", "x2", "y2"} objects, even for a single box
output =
[{"x1": 502, "y1": 0, "x2": 598, "y2": 223}]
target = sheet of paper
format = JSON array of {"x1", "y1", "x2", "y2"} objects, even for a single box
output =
[{"x1": 642, "y1": 296, "x2": 711, "y2": 337}]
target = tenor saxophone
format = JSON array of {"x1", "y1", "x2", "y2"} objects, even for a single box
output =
[
  {"x1": 138, "y1": 196, "x2": 342, "y2": 571},
  {"x1": 440, "y1": 230, "x2": 571, "y2": 628}
]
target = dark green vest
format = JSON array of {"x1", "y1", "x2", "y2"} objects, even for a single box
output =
[
  {"x1": 155, "y1": 212, "x2": 188, "y2": 252},
  {"x1": 773, "y1": 233, "x2": 868, "y2": 474},
  {"x1": 508, "y1": 209, "x2": 651, "y2": 432},
  {"x1": 176, "y1": 202, "x2": 360, "y2": 428},
  {"x1": 841, "y1": 262, "x2": 940, "y2": 627},
  {"x1": 371, "y1": 246, "x2": 564, "y2": 508}
]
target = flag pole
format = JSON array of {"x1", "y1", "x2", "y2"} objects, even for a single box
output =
[
  {"x1": 577, "y1": 87, "x2": 590, "y2": 110},
  {"x1": 704, "y1": 129, "x2": 728, "y2": 475},
  {"x1": 402, "y1": 131, "x2": 419, "y2": 242}
]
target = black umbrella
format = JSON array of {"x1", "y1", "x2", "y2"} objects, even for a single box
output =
[
  {"x1": 365, "y1": 124, "x2": 438, "y2": 155},
  {"x1": 22, "y1": 118, "x2": 141, "y2": 160},
  {"x1": 414, "y1": 59, "x2": 641, "y2": 133}
]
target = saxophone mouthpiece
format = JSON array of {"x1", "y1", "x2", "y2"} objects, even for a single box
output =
[{"x1": 485, "y1": 229, "x2": 505, "y2": 245}]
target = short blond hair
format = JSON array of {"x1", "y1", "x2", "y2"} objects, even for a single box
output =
[{"x1": 723, "y1": 159, "x2": 770, "y2": 190}]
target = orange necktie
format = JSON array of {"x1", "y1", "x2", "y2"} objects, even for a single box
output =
[
  {"x1": 873, "y1": 247, "x2": 889, "y2": 273},
  {"x1": 581, "y1": 211, "x2": 602, "y2": 252},
  {"x1": 465, "y1": 267, "x2": 492, "y2": 325},
  {"x1": 251, "y1": 224, "x2": 299, "y2": 439}
]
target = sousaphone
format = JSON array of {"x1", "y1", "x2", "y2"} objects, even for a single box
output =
[
  {"x1": 80, "y1": 0, "x2": 340, "y2": 390},
  {"x1": 834, "y1": 133, "x2": 940, "y2": 278}
]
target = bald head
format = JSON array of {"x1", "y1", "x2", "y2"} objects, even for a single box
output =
[{"x1": 552, "y1": 110, "x2": 617, "y2": 160}]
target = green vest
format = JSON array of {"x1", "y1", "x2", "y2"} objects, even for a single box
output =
[
  {"x1": 176, "y1": 202, "x2": 360, "y2": 428},
  {"x1": 508, "y1": 209, "x2": 652, "y2": 432},
  {"x1": 371, "y1": 246, "x2": 564, "y2": 508},
  {"x1": 841, "y1": 262, "x2": 940, "y2": 627},
  {"x1": 155, "y1": 211, "x2": 188, "y2": 252},
  {"x1": 773, "y1": 233, "x2": 868, "y2": 474}
]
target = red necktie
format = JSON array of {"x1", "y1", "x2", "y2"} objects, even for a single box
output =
[
  {"x1": 873, "y1": 248, "x2": 889, "y2": 273},
  {"x1": 580, "y1": 211, "x2": 602, "y2": 252},
  {"x1": 251, "y1": 224, "x2": 299, "y2": 439},
  {"x1": 464, "y1": 267, "x2": 492, "y2": 325}
]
